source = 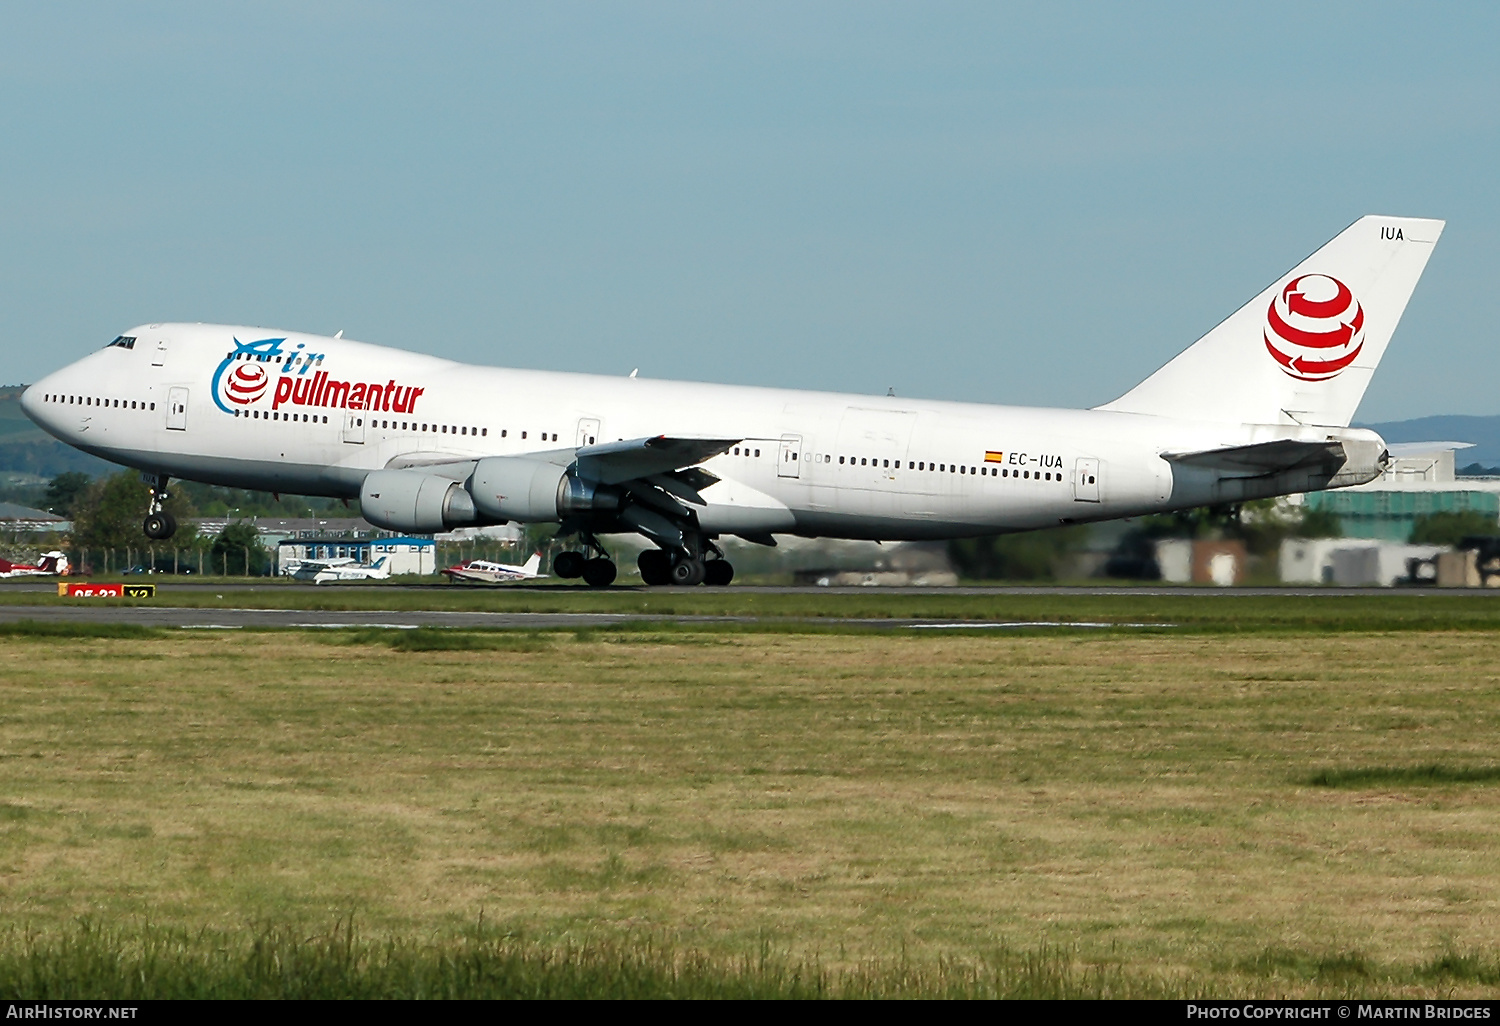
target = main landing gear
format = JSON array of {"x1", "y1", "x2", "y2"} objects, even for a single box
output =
[
  {"x1": 637, "y1": 548, "x2": 733, "y2": 587},
  {"x1": 142, "y1": 474, "x2": 177, "y2": 540},
  {"x1": 552, "y1": 534, "x2": 617, "y2": 588}
]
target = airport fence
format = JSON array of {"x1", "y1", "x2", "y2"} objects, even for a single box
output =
[{"x1": 67, "y1": 545, "x2": 264, "y2": 577}]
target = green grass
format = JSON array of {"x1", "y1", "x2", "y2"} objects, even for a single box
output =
[
  {"x1": 339, "y1": 627, "x2": 558, "y2": 652},
  {"x1": 0, "y1": 921, "x2": 1173, "y2": 999},
  {"x1": 5, "y1": 627, "x2": 1500, "y2": 997},
  {"x1": 1308, "y1": 765, "x2": 1500, "y2": 788},
  {"x1": 7, "y1": 922, "x2": 1500, "y2": 998},
  {"x1": 0, "y1": 619, "x2": 163, "y2": 640}
]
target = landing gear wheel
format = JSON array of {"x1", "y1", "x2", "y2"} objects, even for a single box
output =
[
  {"x1": 703, "y1": 560, "x2": 734, "y2": 586},
  {"x1": 581, "y1": 558, "x2": 617, "y2": 588},
  {"x1": 637, "y1": 549, "x2": 671, "y2": 586},
  {"x1": 142, "y1": 474, "x2": 176, "y2": 539},
  {"x1": 553, "y1": 551, "x2": 585, "y2": 579},
  {"x1": 143, "y1": 511, "x2": 177, "y2": 540},
  {"x1": 670, "y1": 557, "x2": 706, "y2": 587}
]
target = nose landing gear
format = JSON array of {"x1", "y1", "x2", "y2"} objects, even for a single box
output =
[{"x1": 142, "y1": 475, "x2": 177, "y2": 540}]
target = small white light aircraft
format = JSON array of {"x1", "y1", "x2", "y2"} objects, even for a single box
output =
[
  {"x1": 441, "y1": 551, "x2": 546, "y2": 585},
  {"x1": 0, "y1": 551, "x2": 70, "y2": 578},
  {"x1": 288, "y1": 555, "x2": 391, "y2": 585},
  {"x1": 21, "y1": 216, "x2": 1442, "y2": 587}
]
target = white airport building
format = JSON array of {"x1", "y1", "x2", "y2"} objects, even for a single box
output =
[{"x1": 1281, "y1": 442, "x2": 1500, "y2": 586}]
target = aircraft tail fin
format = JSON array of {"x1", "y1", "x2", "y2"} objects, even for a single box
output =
[
  {"x1": 522, "y1": 551, "x2": 542, "y2": 575},
  {"x1": 1096, "y1": 215, "x2": 1444, "y2": 427}
]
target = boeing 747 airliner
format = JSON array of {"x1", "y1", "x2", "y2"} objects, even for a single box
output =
[{"x1": 22, "y1": 215, "x2": 1442, "y2": 585}]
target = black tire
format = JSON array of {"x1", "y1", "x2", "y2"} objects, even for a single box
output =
[
  {"x1": 553, "y1": 551, "x2": 585, "y2": 579},
  {"x1": 637, "y1": 549, "x2": 671, "y2": 586},
  {"x1": 581, "y1": 558, "x2": 617, "y2": 588},
  {"x1": 143, "y1": 512, "x2": 176, "y2": 540},
  {"x1": 670, "y1": 558, "x2": 705, "y2": 586},
  {"x1": 703, "y1": 560, "x2": 734, "y2": 586}
]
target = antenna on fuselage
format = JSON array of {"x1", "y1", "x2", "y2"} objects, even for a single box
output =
[
  {"x1": 333, "y1": 330, "x2": 343, "y2": 339},
  {"x1": 629, "y1": 368, "x2": 638, "y2": 378}
]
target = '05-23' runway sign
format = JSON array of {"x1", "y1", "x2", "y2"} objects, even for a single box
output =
[{"x1": 58, "y1": 583, "x2": 156, "y2": 598}]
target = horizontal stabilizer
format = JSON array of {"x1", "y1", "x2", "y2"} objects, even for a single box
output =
[
  {"x1": 575, "y1": 435, "x2": 739, "y2": 485},
  {"x1": 1163, "y1": 439, "x2": 1347, "y2": 476}
]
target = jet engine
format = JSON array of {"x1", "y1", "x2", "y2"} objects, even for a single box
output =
[
  {"x1": 360, "y1": 470, "x2": 479, "y2": 533},
  {"x1": 468, "y1": 456, "x2": 621, "y2": 522}
]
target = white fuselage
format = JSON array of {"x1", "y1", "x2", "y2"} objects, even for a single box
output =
[{"x1": 22, "y1": 323, "x2": 1374, "y2": 541}]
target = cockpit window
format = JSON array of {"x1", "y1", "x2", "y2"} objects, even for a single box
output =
[{"x1": 107, "y1": 336, "x2": 136, "y2": 350}]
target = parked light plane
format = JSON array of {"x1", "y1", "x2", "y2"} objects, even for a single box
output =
[
  {"x1": 0, "y1": 551, "x2": 70, "y2": 578},
  {"x1": 441, "y1": 551, "x2": 546, "y2": 585},
  {"x1": 22, "y1": 215, "x2": 1442, "y2": 587},
  {"x1": 286, "y1": 554, "x2": 391, "y2": 585}
]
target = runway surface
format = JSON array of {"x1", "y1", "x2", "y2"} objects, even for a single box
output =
[{"x1": 0, "y1": 577, "x2": 1491, "y2": 631}]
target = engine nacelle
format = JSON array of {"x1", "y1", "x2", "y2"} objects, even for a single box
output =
[
  {"x1": 468, "y1": 457, "x2": 622, "y2": 523},
  {"x1": 360, "y1": 470, "x2": 478, "y2": 533}
]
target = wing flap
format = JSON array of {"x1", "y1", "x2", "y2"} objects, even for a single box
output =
[{"x1": 576, "y1": 435, "x2": 739, "y2": 485}]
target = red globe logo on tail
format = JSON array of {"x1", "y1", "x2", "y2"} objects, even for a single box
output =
[
  {"x1": 1264, "y1": 274, "x2": 1365, "y2": 381},
  {"x1": 224, "y1": 363, "x2": 268, "y2": 405}
]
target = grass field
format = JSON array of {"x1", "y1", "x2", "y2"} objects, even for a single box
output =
[{"x1": 2, "y1": 618, "x2": 1500, "y2": 996}]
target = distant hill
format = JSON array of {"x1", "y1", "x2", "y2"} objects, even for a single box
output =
[
  {"x1": 0, "y1": 386, "x2": 123, "y2": 480},
  {"x1": 1360, "y1": 415, "x2": 1500, "y2": 469}
]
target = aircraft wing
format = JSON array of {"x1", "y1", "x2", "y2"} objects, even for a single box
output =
[
  {"x1": 574, "y1": 436, "x2": 740, "y2": 486},
  {"x1": 1162, "y1": 439, "x2": 1348, "y2": 475}
]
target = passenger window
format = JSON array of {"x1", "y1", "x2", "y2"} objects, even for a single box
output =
[
  {"x1": 482, "y1": 428, "x2": 488, "y2": 437},
  {"x1": 522, "y1": 431, "x2": 527, "y2": 439},
  {"x1": 754, "y1": 448, "x2": 760, "y2": 457},
  {"x1": 883, "y1": 460, "x2": 888, "y2": 468}
]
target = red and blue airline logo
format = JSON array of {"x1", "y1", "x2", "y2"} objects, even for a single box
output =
[{"x1": 212, "y1": 337, "x2": 425, "y2": 416}]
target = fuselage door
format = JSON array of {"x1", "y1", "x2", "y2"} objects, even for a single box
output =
[
  {"x1": 342, "y1": 410, "x2": 365, "y2": 444},
  {"x1": 778, "y1": 434, "x2": 803, "y2": 479},
  {"x1": 151, "y1": 337, "x2": 168, "y2": 368},
  {"x1": 576, "y1": 417, "x2": 601, "y2": 448},
  {"x1": 166, "y1": 387, "x2": 189, "y2": 431},
  {"x1": 1073, "y1": 457, "x2": 1101, "y2": 502}
]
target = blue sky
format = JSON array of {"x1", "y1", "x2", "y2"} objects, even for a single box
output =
[{"x1": 2, "y1": 2, "x2": 1495, "y2": 420}]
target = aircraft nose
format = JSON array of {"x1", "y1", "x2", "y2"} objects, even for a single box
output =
[{"x1": 20, "y1": 382, "x2": 41, "y2": 422}]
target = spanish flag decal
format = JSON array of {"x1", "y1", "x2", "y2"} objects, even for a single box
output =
[{"x1": 984, "y1": 451, "x2": 1004, "y2": 463}]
